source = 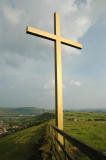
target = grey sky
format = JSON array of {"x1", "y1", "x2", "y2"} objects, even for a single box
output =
[{"x1": 0, "y1": 0, "x2": 106, "y2": 109}]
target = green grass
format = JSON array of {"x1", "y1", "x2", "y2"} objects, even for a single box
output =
[{"x1": 63, "y1": 112, "x2": 106, "y2": 152}]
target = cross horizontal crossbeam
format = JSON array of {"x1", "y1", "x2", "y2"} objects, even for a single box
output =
[{"x1": 26, "y1": 26, "x2": 82, "y2": 49}]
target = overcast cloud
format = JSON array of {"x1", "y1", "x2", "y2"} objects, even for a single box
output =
[{"x1": 0, "y1": 0, "x2": 106, "y2": 109}]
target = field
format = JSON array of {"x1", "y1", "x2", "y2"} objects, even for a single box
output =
[{"x1": 63, "y1": 112, "x2": 106, "y2": 152}]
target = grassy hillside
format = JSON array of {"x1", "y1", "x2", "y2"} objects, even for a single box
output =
[
  {"x1": 0, "y1": 107, "x2": 46, "y2": 116},
  {"x1": 0, "y1": 124, "x2": 46, "y2": 160},
  {"x1": 0, "y1": 112, "x2": 54, "y2": 160}
]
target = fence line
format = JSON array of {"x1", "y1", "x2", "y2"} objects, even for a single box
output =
[{"x1": 49, "y1": 125, "x2": 106, "y2": 160}]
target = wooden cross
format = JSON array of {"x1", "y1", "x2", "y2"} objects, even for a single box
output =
[{"x1": 26, "y1": 12, "x2": 82, "y2": 144}]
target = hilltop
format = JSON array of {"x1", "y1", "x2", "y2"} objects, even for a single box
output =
[{"x1": 0, "y1": 111, "x2": 106, "y2": 160}]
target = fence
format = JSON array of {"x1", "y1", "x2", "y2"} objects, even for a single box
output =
[{"x1": 49, "y1": 125, "x2": 106, "y2": 160}]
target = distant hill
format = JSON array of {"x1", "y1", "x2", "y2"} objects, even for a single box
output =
[
  {"x1": 79, "y1": 108, "x2": 106, "y2": 113},
  {"x1": 0, "y1": 107, "x2": 47, "y2": 116},
  {"x1": 65, "y1": 108, "x2": 106, "y2": 113}
]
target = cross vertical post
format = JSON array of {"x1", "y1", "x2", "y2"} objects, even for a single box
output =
[{"x1": 54, "y1": 13, "x2": 63, "y2": 144}]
